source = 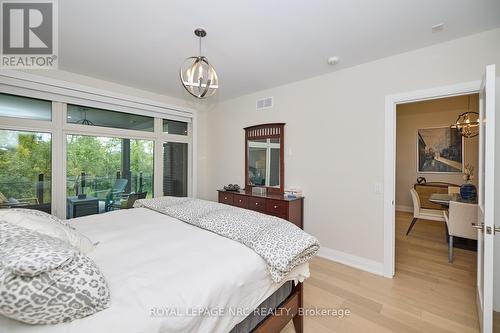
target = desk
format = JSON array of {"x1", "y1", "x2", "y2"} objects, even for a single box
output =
[{"x1": 67, "y1": 196, "x2": 99, "y2": 218}]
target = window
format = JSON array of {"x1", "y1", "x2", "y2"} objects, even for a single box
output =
[
  {"x1": 0, "y1": 129, "x2": 52, "y2": 212},
  {"x1": 163, "y1": 142, "x2": 188, "y2": 197},
  {"x1": 163, "y1": 119, "x2": 188, "y2": 135},
  {"x1": 0, "y1": 93, "x2": 52, "y2": 121},
  {"x1": 66, "y1": 135, "x2": 153, "y2": 218},
  {"x1": 0, "y1": 79, "x2": 194, "y2": 220},
  {"x1": 67, "y1": 105, "x2": 154, "y2": 132}
]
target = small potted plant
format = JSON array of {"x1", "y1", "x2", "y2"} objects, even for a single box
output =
[{"x1": 460, "y1": 163, "x2": 477, "y2": 201}]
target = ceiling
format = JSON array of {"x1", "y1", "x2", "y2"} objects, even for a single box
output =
[{"x1": 59, "y1": 0, "x2": 500, "y2": 101}]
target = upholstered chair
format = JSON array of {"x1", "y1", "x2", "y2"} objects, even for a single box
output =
[
  {"x1": 443, "y1": 201, "x2": 478, "y2": 263},
  {"x1": 407, "y1": 188, "x2": 446, "y2": 235}
]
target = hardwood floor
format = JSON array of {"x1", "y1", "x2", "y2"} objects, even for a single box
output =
[{"x1": 281, "y1": 211, "x2": 478, "y2": 333}]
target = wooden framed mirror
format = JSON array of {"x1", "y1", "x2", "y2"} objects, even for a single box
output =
[{"x1": 244, "y1": 123, "x2": 285, "y2": 194}]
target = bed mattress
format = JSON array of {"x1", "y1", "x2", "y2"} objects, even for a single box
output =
[{"x1": 0, "y1": 208, "x2": 308, "y2": 333}]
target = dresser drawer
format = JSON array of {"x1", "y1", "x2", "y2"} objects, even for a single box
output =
[
  {"x1": 233, "y1": 194, "x2": 248, "y2": 208},
  {"x1": 248, "y1": 197, "x2": 266, "y2": 212},
  {"x1": 266, "y1": 199, "x2": 288, "y2": 217},
  {"x1": 218, "y1": 192, "x2": 234, "y2": 205}
]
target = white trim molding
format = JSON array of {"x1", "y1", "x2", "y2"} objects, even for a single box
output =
[
  {"x1": 0, "y1": 70, "x2": 195, "y2": 119},
  {"x1": 383, "y1": 80, "x2": 481, "y2": 278},
  {"x1": 318, "y1": 247, "x2": 385, "y2": 277}
]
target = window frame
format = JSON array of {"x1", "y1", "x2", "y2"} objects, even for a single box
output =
[{"x1": 0, "y1": 74, "x2": 196, "y2": 219}]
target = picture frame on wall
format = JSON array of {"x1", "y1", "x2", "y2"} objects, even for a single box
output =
[{"x1": 417, "y1": 126, "x2": 464, "y2": 173}]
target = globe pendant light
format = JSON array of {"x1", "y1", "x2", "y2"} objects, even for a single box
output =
[
  {"x1": 451, "y1": 96, "x2": 479, "y2": 138},
  {"x1": 180, "y1": 28, "x2": 219, "y2": 99}
]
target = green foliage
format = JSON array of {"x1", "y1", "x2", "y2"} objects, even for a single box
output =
[
  {"x1": 0, "y1": 131, "x2": 154, "y2": 203},
  {"x1": 66, "y1": 135, "x2": 154, "y2": 197},
  {"x1": 0, "y1": 131, "x2": 51, "y2": 201}
]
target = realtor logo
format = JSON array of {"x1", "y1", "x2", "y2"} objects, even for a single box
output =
[{"x1": 1, "y1": 0, "x2": 58, "y2": 68}]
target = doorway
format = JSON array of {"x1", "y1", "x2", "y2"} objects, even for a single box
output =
[
  {"x1": 384, "y1": 81, "x2": 481, "y2": 278},
  {"x1": 395, "y1": 93, "x2": 480, "y2": 303}
]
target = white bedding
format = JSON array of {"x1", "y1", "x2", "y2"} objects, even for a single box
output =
[{"x1": 0, "y1": 208, "x2": 309, "y2": 333}]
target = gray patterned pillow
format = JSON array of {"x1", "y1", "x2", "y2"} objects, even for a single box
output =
[
  {"x1": 0, "y1": 222, "x2": 111, "y2": 325},
  {"x1": 0, "y1": 222, "x2": 76, "y2": 277}
]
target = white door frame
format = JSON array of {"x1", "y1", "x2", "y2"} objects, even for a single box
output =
[{"x1": 383, "y1": 80, "x2": 481, "y2": 277}]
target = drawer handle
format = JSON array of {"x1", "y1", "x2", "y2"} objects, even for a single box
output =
[
  {"x1": 274, "y1": 205, "x2": 278, "y2": 209},
  {"x1": 255, "y1": 202, "x2": 259, "y2": 206},
  {"x1": 224, "y1": 197, "x2": 227, "y2": 200},
  {"x1": 239, "y1": 199, "x2": 242, "y2": 203}
]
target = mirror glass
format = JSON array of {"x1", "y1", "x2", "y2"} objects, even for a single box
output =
[{"x1": 248, "y1": 138, "x2": 280, "y2": 187}]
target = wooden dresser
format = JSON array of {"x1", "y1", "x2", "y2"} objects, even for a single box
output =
[{"x1": 217, "y1": 190, "x2": 304, "y2": 229}]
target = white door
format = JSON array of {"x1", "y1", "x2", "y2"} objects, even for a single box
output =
[{"x1": 476, "y1": 64, "x2": 497, "y2": 333}]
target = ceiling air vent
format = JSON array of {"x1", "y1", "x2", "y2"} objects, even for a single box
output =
[{"x1": 256, "y1": 97, "x2": 273, "y2": 111}]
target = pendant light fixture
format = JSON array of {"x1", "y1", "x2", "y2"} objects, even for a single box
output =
[
  {"x1": 451, "y1": 96, "x2": 479, "y2": 138},
  {"x1": 179, "y1": 28, "x2": 219, "y2": 99},
  {"x1": 75, "y1": 108, "x2": 95, "y2": 126}
]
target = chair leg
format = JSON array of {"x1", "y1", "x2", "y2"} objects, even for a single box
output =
[
  {"x1": 444, "y1": 222, "x2": 449, "y2": 242},
  {"x1": 406, "y1": 218, "x2": 418, "y2": 235},
  {"x1": 448, "y1": 235, "x2": 454, "y2": 263}
]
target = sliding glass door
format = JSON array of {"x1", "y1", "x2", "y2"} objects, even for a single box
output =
[
  {"x1": 0, "y1": 93, "x2": 53, "y2": 213},
  {"x1": 0, "y1": 129, "x2": 52, "y2": 212},
  {"x1": 163, "y1": 142, "x2": 188, "y2": 197},
  {"x1": 66, "y1": 134, "x2": 153, "y2": 218}
]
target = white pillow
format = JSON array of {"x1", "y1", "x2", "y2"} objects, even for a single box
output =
[{"x1": 0, "y1": 209, "x2": 95, "y2": 253}]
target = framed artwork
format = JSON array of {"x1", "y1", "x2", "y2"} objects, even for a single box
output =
[{"x1": 417, "y1": 126, "x2": 464, "y2": 173}]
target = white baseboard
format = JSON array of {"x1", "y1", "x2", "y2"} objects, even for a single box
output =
[
  {"x1": 395, "y1": 205, "x2": 413, "y2": 213},
  {"x1": 317, "y1": 247, "x2": 385, "y2": 277}
]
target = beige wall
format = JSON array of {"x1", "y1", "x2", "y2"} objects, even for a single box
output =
[
  {"x1": 197, "y1": 28, "x2": 500, "y2": 265},
  {"x1": 395, "y1": 95, "x2": 479, "y2": 210}
]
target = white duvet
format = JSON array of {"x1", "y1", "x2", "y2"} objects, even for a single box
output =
[{"x1": 0, "y1": 208, "x2": 309, "y2": 333}]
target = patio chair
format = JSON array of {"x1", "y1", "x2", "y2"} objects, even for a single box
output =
[
  {"x1": 93, "y1": 179, "x2": 128, "y2": 212},
  {"x1": 112, "y1": 191, "x2": 147, "y2": 210}
]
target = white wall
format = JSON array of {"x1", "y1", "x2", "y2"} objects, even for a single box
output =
[
  {"x1": 396, "y1": 95, "x2": 479, "y2": 211},
  {"x1": 197, "y1": 28, "x2": 500, "y2": 267}
]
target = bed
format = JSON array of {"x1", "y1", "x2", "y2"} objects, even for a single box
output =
[{"x1": 0, "y1": 207, "x2": 309, "y2": 333}]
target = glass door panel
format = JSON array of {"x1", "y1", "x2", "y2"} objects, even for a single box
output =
[
  {"x1": 0, "y1": 129, "x2": 52, "y2": 212},
  {"x1": 66, "y1": 134, "x2": 153, "y2": 218},
  {"x1": 163, "y1": 142, "x2": 188, "y2": 197}
]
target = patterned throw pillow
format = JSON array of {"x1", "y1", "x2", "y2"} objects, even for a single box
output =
[
  {"x1": 0, "y1": 209, "x2": 95, "y2": 253},
  {"x1": 0, "y1": 222, "x2": 76, "y2": 277},
  {"x1": 0, "y1": 222, "x2": 111, "y2": 325}
]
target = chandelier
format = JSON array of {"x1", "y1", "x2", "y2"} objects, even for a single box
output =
[
  {"x1": 451, "y1": 96, "x2": 479, "y2": 138},
  {"x1": 75, "y1": 109, "x2": 94, "y2": 126},
  {"x1": 179, "y1": 28, "x2": 219, "y2": 99}
]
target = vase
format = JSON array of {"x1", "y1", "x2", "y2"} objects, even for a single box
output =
[{"x1": 460, "y1": 183, "x2": 477, "y2": 201}]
